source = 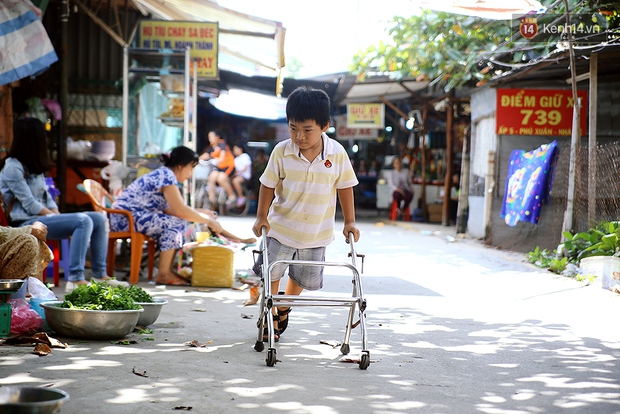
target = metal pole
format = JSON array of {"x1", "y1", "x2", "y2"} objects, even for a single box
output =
[
  {"x1": 58, "y1": 0, "x2": 69, "y2": 211},
  {"x1": 122, "y1": 46, "x2": 129, "y2": 166},
  {"x1": 442, "y1": 97, "x2": 453, "y2": 226},
  {"x1": 189, "y1": 57, "x2": 198, "y2": 209},
  {"x1": 420, "y1": 106, "x2": 428, "y2": 221},
  {"x1": 561, "y1": 0, "x2": 581, "y2": 237},
  {"x1": 182, "y1": 47, "x2": 191, "y2": 206},
  {"x1": 587, "y1": 54, "x2": 598, "y2": 225},
  {"x1": 183, "y1": 47, "x2": 190, "y2": 147}
]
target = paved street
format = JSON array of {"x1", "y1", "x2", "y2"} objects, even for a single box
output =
[{"x1": 1, "y1": 216, "x2": 619, "y2": 414}]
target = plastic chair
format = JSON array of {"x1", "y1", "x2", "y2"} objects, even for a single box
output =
[
  {"x1": 389, "y1": 199, "x2": 411, "y2": 221},
  {"x1": 81, "y1": 179, "x2": 155, "y2": 285}
]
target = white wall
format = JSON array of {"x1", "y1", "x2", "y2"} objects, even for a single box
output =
[{"x1": 468, "y1": 87, "x2": 498, "y2": 239}]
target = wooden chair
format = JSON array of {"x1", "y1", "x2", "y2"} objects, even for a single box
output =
[
  {"x1": 82, "y1": 179, "x2": 156, "y2": 285},
  {"x1": 0, "y1": 199, "x2": 64, "y2": 286}
]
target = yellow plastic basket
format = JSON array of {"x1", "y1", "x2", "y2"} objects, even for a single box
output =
[{"x1": 191, "y1": 245, "x2": 235, "y2": 288}]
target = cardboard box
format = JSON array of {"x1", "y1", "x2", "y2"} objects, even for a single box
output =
[{"x1": 427, "y1": 203, "x2": 443, "y2": 223}]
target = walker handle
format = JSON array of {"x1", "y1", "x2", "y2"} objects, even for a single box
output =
[{"x1": 347, "y1": 232, "x2": 355, "y2": 245}]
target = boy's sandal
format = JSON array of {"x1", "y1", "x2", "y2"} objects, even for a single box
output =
[
  {"x1": 277, "y1": 307, "x2": 291, "y2": 335},
  {"x1": 262, "y1": 314, "x2": 279, "y2": 343}
]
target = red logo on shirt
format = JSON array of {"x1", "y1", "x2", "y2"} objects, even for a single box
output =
[{"x1": 324, "y1": 160, "x2": 332, "y2": 168}]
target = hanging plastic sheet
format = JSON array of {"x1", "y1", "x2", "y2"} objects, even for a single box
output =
[
  {"x1": 0, "y1": 0, "x2": 58, "y2": 86},
  {"x1": 501, "y1": 140, "x2": 558, "y2": 227}
]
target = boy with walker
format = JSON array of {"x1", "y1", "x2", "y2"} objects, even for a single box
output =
[{"x1": 251, "y1": 86, "x2": 360, "y2": 341}]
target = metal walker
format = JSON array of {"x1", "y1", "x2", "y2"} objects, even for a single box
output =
[{"x1": 253, "y1": 228, "x2": 370, "y2": 369}]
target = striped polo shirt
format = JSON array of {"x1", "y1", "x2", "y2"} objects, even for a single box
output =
[{"x1": 260, "y1": 133, "x2": 358, "y2": 249}]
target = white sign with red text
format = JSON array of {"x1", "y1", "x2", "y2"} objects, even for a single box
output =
[{"x1": 335, "y1": 115, "x2": 379, "y2": 140}]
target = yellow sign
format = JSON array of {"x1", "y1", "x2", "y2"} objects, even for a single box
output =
[
  {"x1": 139, "y1": 20, "x2": 219, "y2": 79},
  {"x1": 346, "y1": 103, "x2": 384, "y2": 128}
]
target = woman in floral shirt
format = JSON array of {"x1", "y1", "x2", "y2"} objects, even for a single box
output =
[{"x1": 111, "y1": 146, "x2": 253, "y2": 285}]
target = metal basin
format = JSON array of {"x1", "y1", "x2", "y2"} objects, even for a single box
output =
[
  {"x1": 0, "y1": 386, "x2": 69, "y2": 414},
  {"x1": 41, "y1": 301, "x2": 143, "y2": 340},
  {"x1": 135, "y1": 299, "x2": 167, "y2": 326},
  {"x1": 0, "y1": 279, "x2": 25, "y2": 292}
]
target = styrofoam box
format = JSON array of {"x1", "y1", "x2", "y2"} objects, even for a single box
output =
[{"x1": 579, "y1": 256, "x2": 620, "y2": 290}]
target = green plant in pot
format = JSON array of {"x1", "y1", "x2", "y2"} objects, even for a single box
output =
[
  {"x1": 528, "y1": 221, "x2": 620, "y2": 276},
  {"x1": 560, "y1": 221, "x2": 620, "y2": 261}
]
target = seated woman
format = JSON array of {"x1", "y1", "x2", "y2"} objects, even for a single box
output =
[
  {"x1": 387, "y1": 156, "x2": 414, "y2": 218},
  {"x1": 0, "y1": 118, "x2": 126, "y2": 292},
  {"x1": 111, "y1": 146, "x2": 255, "y2": 286},
  {"x1": 0, "y1": 221, "x2": 53, "y2": 280}
]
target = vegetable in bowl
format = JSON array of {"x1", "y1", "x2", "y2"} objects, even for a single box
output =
[
  {"x1": 126, "y1": 285, "x2": 155, "y2": 303},
  {"x1": 62, "y1": 282, "x2": 141, "y2": 310}
]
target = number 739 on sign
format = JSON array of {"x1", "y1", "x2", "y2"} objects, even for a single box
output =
[{"x1": 520, "y1": 109, "x2": 562, "y2": 126}]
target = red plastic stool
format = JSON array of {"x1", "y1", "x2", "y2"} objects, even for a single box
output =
[
  {"x1": 389, "y1": 200, "x2": 411, "y2": 221},
  {"x1": 43, "y1": 239, "x2": 70, "y2": 287}
]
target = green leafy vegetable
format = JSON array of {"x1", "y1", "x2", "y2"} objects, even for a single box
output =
[
  {"x1": 61, "y1": 282, "x2": 141, "y2": 310},
  {"x1": 126, "y1": 285, "x2": 155, "y2": 303}
]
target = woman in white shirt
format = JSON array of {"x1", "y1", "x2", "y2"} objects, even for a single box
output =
[{"x1": 387, "y1": 156, "x2": 414, "y2": 216}]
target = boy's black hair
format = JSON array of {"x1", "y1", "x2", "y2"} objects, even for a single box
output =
[
  {"x1": 0, "y1": 117, "x2": 54, "y2": 174},
  {"x1": 161, "y1": 146, "x2": 199, "y2": 168},
  {"x1": 286, "y1": 86, "x2": 330, "y2": 128}
]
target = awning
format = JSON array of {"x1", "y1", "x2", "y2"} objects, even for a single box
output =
[
  {"x1": 335, "y1": 75, "x2": 430, "y2": 105},
  {"x1": 209, "y1": 89, "x2": 287, "y2": 120},
  {"x1": 411, "y1": 0, "x2": 546, "y2": 20},
  {"x1": 204, "y1": 71, "x2": 344, "y2": 120}
]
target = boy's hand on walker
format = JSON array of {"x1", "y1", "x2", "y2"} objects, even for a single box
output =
[
  {"x1": 252, "y1": 219, "x2": 269, "y2": 237},
  {"x1": 343, "y1": 223, "x2": 360, "y2": 243}
]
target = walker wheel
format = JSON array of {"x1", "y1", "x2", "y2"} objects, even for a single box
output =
[
  {"x1": 266, "y1": 348, "x2": 277, "y2": 366},
  {"x1": 254, "y1": 341, "x2": 264, "y2": 352},
  {"x1": 359, "y1": 351, "x2": 370, "y2": 370},
  {"x1": 340, "y1": 343, "x2": 350, "y2": 355}
]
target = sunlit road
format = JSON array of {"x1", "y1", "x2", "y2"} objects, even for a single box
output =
[{"x1": 1, "y1": 216, "x2": 619, "y2": 413}]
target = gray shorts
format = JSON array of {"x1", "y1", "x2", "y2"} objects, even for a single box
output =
[{"x1": 252, "y1": 237, "x2": 326, "y2": 291}]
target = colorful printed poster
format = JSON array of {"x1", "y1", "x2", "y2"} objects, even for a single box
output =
[{"x1": 501, "y1": 140, "x2": 558, "y2": 227}]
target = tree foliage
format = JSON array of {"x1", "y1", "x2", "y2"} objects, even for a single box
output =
[
  {"x1": 351, "y1": 10, "x2": 512, "y2": 91},
  {"x1": 350, "y1": 0, "x2": 620, "y2": 91}
]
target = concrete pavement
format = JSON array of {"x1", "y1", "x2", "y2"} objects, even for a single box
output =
[{"x1": 1, "y1": 216, "x2": 619, "y2": 414}]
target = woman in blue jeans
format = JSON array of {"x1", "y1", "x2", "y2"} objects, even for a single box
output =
[{"x1": 0, "y1": 118, "x2": 128, "y2": 292}]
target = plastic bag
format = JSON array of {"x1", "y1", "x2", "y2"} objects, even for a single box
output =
[
  {"x1": 27, "y1": 277, "x2": 57, "y2": 300},
  {"x1": 9, "y1": 298, "x2": 44, "y2": 334}
]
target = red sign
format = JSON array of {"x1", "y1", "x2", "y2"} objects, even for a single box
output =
[{"x1": 496, "y1": 89, "x2": 588, "y2": 136}]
